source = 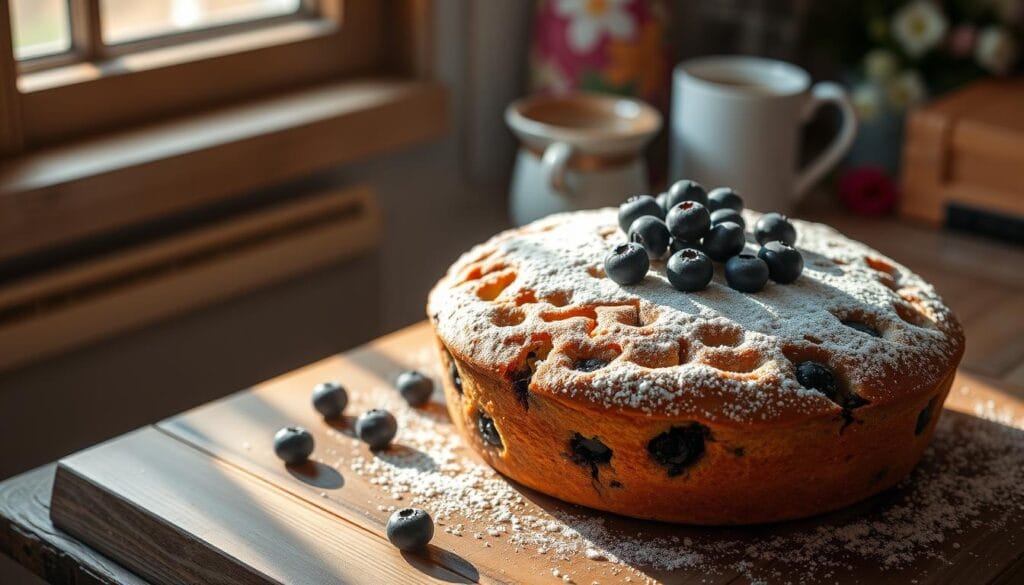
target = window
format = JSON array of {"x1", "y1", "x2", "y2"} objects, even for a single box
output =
[
  {"x1": 10, "y1": 0, "x2": 71, "y2": 60},
  {"x1": 0, "y1": 0, "x2": 420, "y2": 149}
]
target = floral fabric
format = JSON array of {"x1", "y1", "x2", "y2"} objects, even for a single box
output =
[{"x1": 529, "y1": 0, "x2": 671, "y2": 111}]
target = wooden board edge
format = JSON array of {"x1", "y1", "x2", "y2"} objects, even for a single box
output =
[
  {"x1": 50, "y1": 451, "x2": 272, "y2": 584},
  {"x1": 49, "y1": 427, "x2": 474, "y2": 585},
  {"x1": 0, "y1": 464, "x2": 146, "y2": 585}
]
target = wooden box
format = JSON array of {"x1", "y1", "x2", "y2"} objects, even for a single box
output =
[{"x1": 900, "y1": 79, "x2": 1024, "y2": 241}]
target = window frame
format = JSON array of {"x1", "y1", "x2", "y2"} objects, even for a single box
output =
[{"x1": 0, "y1": 0, "x2": 413, "y2": 150}]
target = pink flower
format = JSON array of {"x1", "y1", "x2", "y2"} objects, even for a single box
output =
[
  {"x1": 949, "y1": 24, "x2": 977, "y2": 58},
  {"x1": 839, "y1": 166, "x2": 899, "y2": 216}
]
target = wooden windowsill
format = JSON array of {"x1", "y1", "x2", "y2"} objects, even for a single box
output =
[
  {"x1": 19, "y1": 18, "x2": 339, "y2": 92},
  {"x1": 0, "y1": 78, "x2": 448, "y2": 264}
]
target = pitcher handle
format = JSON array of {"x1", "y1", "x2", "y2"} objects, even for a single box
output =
[
  {"x1": 794, "y1": 82, "x2": 857, "y2": 200},
  {"x1": 542, "y1": 142, "x2": 574, "y2": 196}
]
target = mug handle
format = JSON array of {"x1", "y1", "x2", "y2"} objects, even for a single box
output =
[
  {"x1": 542, "y1": 141, "x2": 573, "y2": 195},
  {"x1": 794, "y1": 82, "x2": 857, "y2": 200}
]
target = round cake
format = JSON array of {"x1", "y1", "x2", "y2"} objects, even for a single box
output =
[{"x1": 426, "y1": 208, "x2": 964, "y2": 525}]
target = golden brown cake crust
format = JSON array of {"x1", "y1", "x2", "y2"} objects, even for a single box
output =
[{"x1": 427, "y1": 209, "x2": 964, "y2": 524}]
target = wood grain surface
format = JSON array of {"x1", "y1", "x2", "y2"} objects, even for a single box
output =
[{"x1": 36, "y1": 323, "x2": 1024, "y2": 585}]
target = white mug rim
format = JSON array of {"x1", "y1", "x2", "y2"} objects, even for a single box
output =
[{"x1": 675, "y1": 55, "x2": 811, "y2": 99}]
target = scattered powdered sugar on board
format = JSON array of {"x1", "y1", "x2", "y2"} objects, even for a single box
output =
[{"x1": 348, "y1": 372, "x2": 1024, "y2": 584}]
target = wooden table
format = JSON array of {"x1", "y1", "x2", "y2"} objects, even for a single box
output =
[{"x1": 2, "y1": 217, "x2": 1023, "y2": 584}]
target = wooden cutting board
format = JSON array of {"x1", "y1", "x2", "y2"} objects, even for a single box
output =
[{"x1": 49, "y1": 322, "x2": 1024, "y2": 584}]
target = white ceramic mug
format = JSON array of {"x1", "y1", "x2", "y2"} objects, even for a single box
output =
[
  {"x1": 670, "y1": 56, "x2": 857, "y2": 214},
  {"x1": 506, "y1": 93, "x2": 662, "y2": 226}
]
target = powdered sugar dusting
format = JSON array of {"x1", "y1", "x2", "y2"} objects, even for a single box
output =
[
  {"x1": 351, "y1": 373, "x2": 1024, "y2": 584},
  {"x1": 428, "y1": 208, "x2": 962, "y2": 422}
]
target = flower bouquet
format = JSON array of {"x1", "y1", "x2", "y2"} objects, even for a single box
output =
[{"x1": 817, "y1": 0, "x2": 1023, "y2": 214}]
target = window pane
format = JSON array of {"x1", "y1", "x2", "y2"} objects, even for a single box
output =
[
  {"x1": 101, "y1": 0, "x2": 303, "y2": 44},
  {"x1": 10, "y1": 0, "x2": 71, "y2": 60}
]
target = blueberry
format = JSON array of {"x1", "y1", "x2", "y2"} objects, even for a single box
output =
[
  {"x1": 665, "y1": 179, "x2": 708, "y2": 208},
  {"x1": 355, "y1": 409, "x2": 398, "y2": 450},
  {"x1": 568, "y1": 433, "x2": 613, "y2": 479},
  {"x1": 477, "y1": 410, "x2": 503, "y2": 448},
  {"x1": 604, "y1": 243, "x2": 649, "y2": 285},
  {"x1": 915, "y1": 397, "x2": 937, "y2": 435},
  {"x1": 386, "y1": 508, "x2": 434, "y2": 551},
  {"x1": 666, "y1": 201, "x2": 711, "y2": 241},
  {"x1": 710, "y1": 207, "x2": 745, "y2": 228},
  {"x1": 395, "y1": 370, "x2": 433, "y2": 406},
  {"x1": 648, "y1": 424, "x2": 707, "y2": 477},
  {"x1": 628, "y1": 216, "x2": 670, "y2": 259},
  {"x1": 842, "y1": 320, "x2": 881, "y2": 337},
  {"x1": 670, "y1": 238, "x2": 702, "y2": 254},
  {"x1": 795, "y1": 361, "x2": 839, "y2": 400},
  {"x1": 707, "y1": 187, "x2": 744, "y2": 212},
  {"x1": 311, "y1": 382, "x2": 347, "y2": 419},
  {"x1": 511, "y1": 359, "x2": 534, "y2": 409},
  {"x1": 573, "y1": 358, "x2": 609, "y2": 372},
  {"x1": 273, "y1": 426, "x2": 314, "y2": 465},
  {"x1": 618, "y1": 195, "x2": 663, "y2": 232},
  {"x1": 666, "y1": 249, "x2": 714, "y2": 292},
  {"x1": 754, "y1": 212, "x2": 797, "y2": 246},
  {"x1": 447, "y1": 353, "x2": 463, "y2": 395},
  {"x1": 656, "y1": 191, "x2": 670, "y2": 213},
  {"x1": 724, "y1": 254, "x2": 769, "y2": 292},
  {"x1": 757, "y1": 241, "x2": 804, "y2": 284},
  {"x1": 702, "y1": 221, "x2": 745, "y2": 262}
]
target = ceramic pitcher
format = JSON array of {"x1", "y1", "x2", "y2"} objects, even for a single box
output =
[{"x1": 505, "y1": 93, "x2": 662, "y2": 226}]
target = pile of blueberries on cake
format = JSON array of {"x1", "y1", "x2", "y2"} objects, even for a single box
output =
[{"x1": 606, "y1": 180, "x2": 803, "y2": 293}]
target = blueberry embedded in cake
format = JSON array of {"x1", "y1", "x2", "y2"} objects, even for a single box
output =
[{"x1": 427, "y1": 184, "x2": 964, "y2": 524}]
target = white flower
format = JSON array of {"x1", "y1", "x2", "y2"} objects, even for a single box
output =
[
  {"x1": 863, "y1": 49, "x2": 899, "y2": 81},
  {"x1": 892, "y1": 1, "x2": 949, "y2": 58},
  {"x1": 975, "y1": 26, "x2": 1018, "y2": 75},
  {"x1": 886, "y1": 70, "x2": 927, "y2": 110},
  {"x1": 554, "y1": 0, "x2": 636, "y2": 54},
  {"x1": 530, "y1": 55, "x2": 572, "y2": 95},
  {"x1": 852, "y1": 83, "x2": 884, "y2": 121}
]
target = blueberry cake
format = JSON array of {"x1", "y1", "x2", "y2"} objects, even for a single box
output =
[{"x1": 426, "y1": 208, "x2": 964, "y2": 524}]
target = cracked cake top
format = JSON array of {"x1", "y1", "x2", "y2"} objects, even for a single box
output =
[{"x1": 427, "y1": 208, "x2": 964, "y2": 426}]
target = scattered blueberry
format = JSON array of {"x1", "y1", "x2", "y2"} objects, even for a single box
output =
[
  {"x1": 710, "y1": 207, "x2": 745, "y2": 228},
  {"x1": 656, "y1": 191, "x2": 670, "y2": 213},
  {"x1": 666, "y1": 249, "x2": 714, "y2": 292},
  {"x1": 842, "y1": 320, "x2": 881, "y2": 337},
  {"x1": 628, "y1": 216, "x2": 671, "y2": 259},
  {"x1": 511, "y1": 359, "x2": 534, "y2": 409},
  {"x1": 724, "y1": 254, "x2": 770, "y2": 292},
  {"x1": 795, "y1": 361, "x2": 839, "y2": 401},
  {"x1": 273, "y1": 426, "x2": 314, "y2": 465},
  {"x1": 670, "y1": 238, "x2": 702, "y2": 254},
  {"x1": 477, "y1": 410, "x2": 503, "y2": 448},
  {"x1": 386, "y1": 508, "x2": 434, "y2": 551},
  {"x1": 648, "y1": 424, "x2": 708, "y2": 476},
  {"x1": 618, "y1": 195, "x2": 663, "y2": 232},
  {"x1": 568, "y1": 433, "x2": 613, "y2": 479},
  {"x1": 573, "y1": 358, "x2": 609, "y2": 372},
  {"x1": 666, "y1": 201, "x2": 711, "y2": 242},
  {"x1": 754, "y1": 212, "x2": 797, "y2": 246},
  {"x1": 311, "y1": 382, "x2": 347, "y2": 419},
  {"x1": 707, "y1": 187, "x2": 744, "y2": 212},
  {"x1": 355, "y1": 409, "x2": 398, "y2": 450},
  {"x1": 915, "y1": 397, "x2": 937, "y2": 435},
  {"x1": 395, "y1": 370, "x2": 433, "y2": 406},
  {"x1": 604, "y1": 242, "x2": 649, "y2": 285},
  {"x1": 702, "y1": 221, "x2": 745, "y2": 262},
  {"x1": 757, "y1": 241, "x2": 804, "y2": 284},
  {"x1": 664, "y1": 179, "x2": 708, "y2": 208}
]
